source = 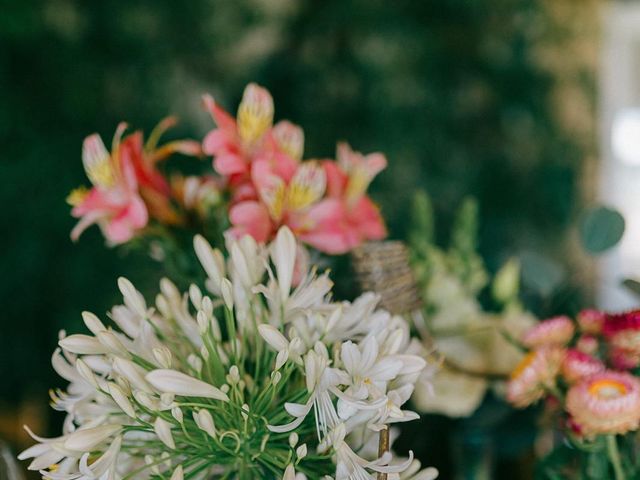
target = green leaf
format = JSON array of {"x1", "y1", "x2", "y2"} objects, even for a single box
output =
[
  {"x1": 520, "y1": 251, "x2": 565, "y2": 298},
  {"x1": 579, "y1": 206, "x2": 625, "y2": 254},
  {"x1": 622, "y1": 278, "x2": 640, "y2": 297}
]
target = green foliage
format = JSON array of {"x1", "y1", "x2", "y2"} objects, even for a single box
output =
[{"x1": 579, "y1": 206, "x2": 626, "y2": 255}]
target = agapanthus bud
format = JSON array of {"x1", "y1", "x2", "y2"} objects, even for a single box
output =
[
  {"x1": 170, "y1": 465, "x2": 184, "y2": 480},
  {"x1": 82, "y1": 311, "x2": 106, "y2": 336},
  {"x1": 161, "y1": 392, "x2": 175, "y2": 407},
  {"x1": 108, "y1": 382, "x2": 136, "y2": 418},
  {"x1": 153, "y1": 347, "x2": 172, "y2": 369},
  {"x1": 194, "y1": 409, "x2": 216, "y2": 438},
  {"x1": 288, "y1": 432, "x2": 299, "y2": 448},
  {"x1": 197, "y1": 311, "x2": 209, "y2": 334},
  {"x1": 75, "y1": 358, "x2": 99, "y2": 389},
  {"x1": 221, "y1": 278, "x2": 234, "y2": 310},
  {"x1": 154, "y1": 417, "x2": 175, "y2": 449},
  {"x1": 59, "y1": 334, "x2": 108, "y2": 355},
  {"x1": 133, "y1": 390, "x2": 159, "y2": 411},
  {"x1": 227, "y1": 365, "x2": 240, "y2": 385},
  {"x1": 296, "y1": 444, "x2": 307, "y2": 460},
  {"x1": 171, "y1": 407, "x2": 184, "y2": 424},
  {"x1": 200, "y1": 346, "x2": 210, "y2": 361},
  {"x1": 189, "y1": 284, "x2": 203, "y2": 309},
  {"x1": 145, "y1": 455, "x2": 161, "y2": 475},
  {"x1": 113, "y1": 358, "x2": 153, "y2": 393},
  {"x1": 258, "y1": 324, "x2": 289, "y2": 352},
  {"x1": 97, "y1": 331, "x2": 130, "y2": 358},
  {"x1": 117, "y1": 277, "x2": 147, "y2": 318}
]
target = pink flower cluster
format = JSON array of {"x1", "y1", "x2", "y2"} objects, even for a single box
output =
[
  {"x1": 70, "y1": 84, "x2": 387, "y2": 256},
  {"x1": 202, "y1": 83, "x2": 387, "y2": 254},
  {"x1": 507, "y1": 309, "x2": 640, "y2": 438},
  {"x1": 69, "y1": 119, "x2": 202, "y2": 244}
]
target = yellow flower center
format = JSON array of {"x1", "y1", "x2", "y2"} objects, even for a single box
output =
[{"x1": 589, "y1": 379, "x2": 627, "y2": 398}]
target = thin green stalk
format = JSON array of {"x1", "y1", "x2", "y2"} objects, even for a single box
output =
[{"x1": 607, "y1": 434, "x2": 626, "y2": 480}]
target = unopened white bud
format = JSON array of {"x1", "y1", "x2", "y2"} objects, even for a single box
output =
[
  {"x1": 155, "y1": 294, "x2": 171, "y2": 318},
  {"x1": 197, "y1": 311, "x2": 209, "y2": 334},
  {"x1": 118, "y1": 277, "x2": 147, "y2": 318},
  {"x1": 189, "y1": 284, "x2": 203, "y2": 309},
  {"x1": 171, "y1": 407, "x2": 184, "y2": 424},
  {"x1": 227, "y1": 365, "x2": 240, "y2": 384},
  {"x1": 153, "y1": 347, "x2": 172, "y2": 369},
  {"x1": 187, "y1": 354, "x2": 203, "y2": 373},
  {"x1": 201, "y1": 296, "x2": 213, "y2": 316},
  {"x1": 97, "y1": 331, "x2": 130, "y2": 358},
  {"x1": 289, "y1": 432, "x2": 299, "y2": 448},
  {"x1": 296, "y1": 444, "x2": 307, "y2": 460},
  {"x1": 160, "y1": 392, "x2": 175, "y2": 407},
  {"x1": 200, "y1": 346, "x2": 210, "y2": 361},
  {"x1": 220, "y1": 278, "x2": 234, "y2": 310},
  {"x1": 133, "y1": 390, "x2": 159, "y2": 411},
  {"x1": 108, "y1": 382, "x2": 136, "y2": 418},
  {"x1": 170, "y1": 465, "x2": 184, "y2": 480},
  {"x1": 75, "y1": 358, "x2": 98, "y2": 389},
  {"x1": 144, "y1": 455, "x2": 160, "y2": 475},
  {"x1": 194, "y1": 409, "x2": 216, "y2": 438},
  {"x1": 82, "y1": 311, "x2": 106, "y2": 336},
  {"x1": 154, "y1": 417, "x2": 175, "y2": 449},
  {"x1": 271, "y1": 371, "x2": 282, "y2": 385}
]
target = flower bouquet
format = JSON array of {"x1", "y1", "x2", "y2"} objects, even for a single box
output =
[
  {"x1": 19, "y1": 83, "x2": 439, "y2": 479},
  {"x1": 507, "y1": 309, "x2": 640, "y2": 479}
]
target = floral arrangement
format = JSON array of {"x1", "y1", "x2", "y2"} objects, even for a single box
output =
[
  {"x1": 407, "y1": 191, "x2": 536, "y2": 417},
  {"x1": 19, "y1": 227, "x2": 437, "y2": 479},
  {"x1": 67, "y1": 83, "x2": 387, "y2": 274},
  {"x1": 506, "y1": 309, "x2": 640, "y2": 479}
]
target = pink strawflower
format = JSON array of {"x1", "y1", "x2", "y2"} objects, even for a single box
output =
[
  {"x1": 561, "y1": 349, "x2": 605, "y2": 384},
  {"x1": 575, "y1": 335, "x2": 599, "y2": 355},
  {"x1": 604, "y1": 310, "x2": 640, "y2": 369},
  {"x1": 506, "y1": 347, "x2": 564, "y2": 408},
  {"x1": 521, "y1": 316, "x2": 575, "y2": 348},
  {"x1": 609, "y1": 347, "x2": 640, "y2": 370},
  {"x1": 577, "y1": 309, "x2": 606, "y2": 334},
  {"x1": 566, "y1": 371, "x2": 640, "y2": 437}
]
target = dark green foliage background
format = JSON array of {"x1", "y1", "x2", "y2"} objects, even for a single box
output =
[{"x1": 0, "y1": 0, "x2": 598, "y2": 477}]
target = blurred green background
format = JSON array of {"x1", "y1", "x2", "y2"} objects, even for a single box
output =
[{"x1": 0, "y1": 0, "x2": 601, "y2": 478}]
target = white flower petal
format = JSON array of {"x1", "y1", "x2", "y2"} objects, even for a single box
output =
[{"x1": 146, "y1": 369, "x2": 229, "y2": 401}]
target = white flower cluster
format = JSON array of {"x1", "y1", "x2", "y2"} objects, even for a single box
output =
[{"x1": 20, "y1": 227, "x2": 436, "y2": 480}]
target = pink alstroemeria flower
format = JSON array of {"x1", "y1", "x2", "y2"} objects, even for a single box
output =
[
  {"x1": 202, "y1": 83, "x2": 298, "y2": 182},
  {"x1": 69, "y1": 124, "x2": 148, "y2": 245},
  {"x1": 70, "y1": 120, "x2": 201, "y2": 244},
  {"x1": 322, "y1": 143, "x2": 388, "y2": 248}
]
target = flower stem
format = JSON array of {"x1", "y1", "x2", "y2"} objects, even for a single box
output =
[{"x1": 607, "y1": 434, "x2": 626, "y2": 480}]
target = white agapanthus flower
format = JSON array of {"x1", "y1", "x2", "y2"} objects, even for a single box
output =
[{"x1": 20, "y1": 227, "x2": 436, "y2": 480}]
